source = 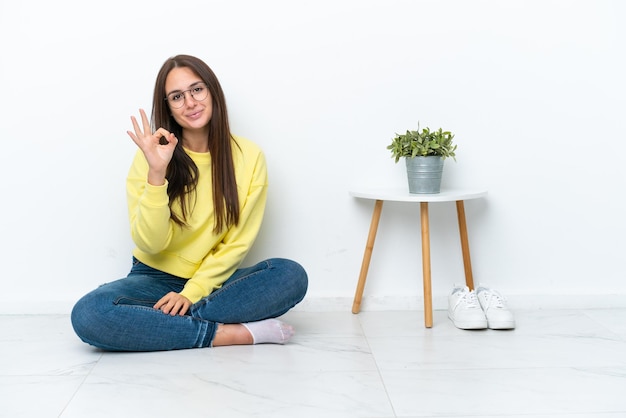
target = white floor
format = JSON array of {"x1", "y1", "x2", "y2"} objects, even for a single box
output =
[{"x1": 2, "y1": 308, "x2": 626, "y2": 418}]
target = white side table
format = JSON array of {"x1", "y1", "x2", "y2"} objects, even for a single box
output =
[{"x1": 350, "y1": 188, "x2": 488, "y2": 327}]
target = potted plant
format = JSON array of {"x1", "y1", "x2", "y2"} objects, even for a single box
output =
[{"x1": 387, "y1": 125, "x2": 457, "y2": 194}]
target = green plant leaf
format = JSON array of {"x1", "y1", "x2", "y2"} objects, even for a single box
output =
[{"x1": 387, "y1": 122, "x2": 457, "y2": 162}]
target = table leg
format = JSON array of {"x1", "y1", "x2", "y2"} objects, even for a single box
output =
[
  {"x1": 455, "y1": 200, "x2": 475, "y2": 290},
  {"x1": 420, "y1": 202, "x2": 433, "y2": 328},
  {"x1": 352, "y1": 199, "x2": 384, "y2": 314}
]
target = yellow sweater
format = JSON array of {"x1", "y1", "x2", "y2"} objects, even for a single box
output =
[{"x1": 126, "y1": 136, "x2": 268, "y2": 304}]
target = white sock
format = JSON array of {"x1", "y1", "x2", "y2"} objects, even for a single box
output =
[{"x1": 241, "y1": 319, "x2": 295, "y2": 344}]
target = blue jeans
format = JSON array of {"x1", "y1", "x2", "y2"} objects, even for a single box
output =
[{"x1": 71, "y1": 257, "x2": 308, "y2": 351}]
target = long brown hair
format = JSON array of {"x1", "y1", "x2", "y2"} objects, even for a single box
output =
[{"x1": 151, "y1": 55, "x2": 239, "y2": 233}]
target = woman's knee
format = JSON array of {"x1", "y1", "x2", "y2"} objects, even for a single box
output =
[
  {"x1": 71, "y1": 291, "x2": 101, "y2": 341},
  {"x1": 268, "y1": 258, "x2": 308, "y2": 297},
  {"x1": 70, "y1": 284, "x2": 122, "y2": 344}
]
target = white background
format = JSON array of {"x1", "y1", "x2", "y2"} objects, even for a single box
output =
[{"x1": 0, "y1": 0, "x2": 624, "y2": 313}]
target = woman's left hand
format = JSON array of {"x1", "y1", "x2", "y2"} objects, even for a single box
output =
[{"x1": 154, "y1": 292, "x2": 192, "y2": 316}]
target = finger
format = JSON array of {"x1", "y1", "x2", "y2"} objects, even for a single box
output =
[
  {"x1": 168, "y1": 133, "x2": 179, "y2": 147},
  {"x1": 139, "y1": 109, "x2": 151, "y2": 134},
  {"x1": 162, "y1": 301, "x2": 174, "y2": 315},
  {"x1": 130, "y1": 115, "x2": 143, "y2": 137},
  {"x1": 172, "y1": 300, "x2": 189, "y2": 316},
  {"x1": 178, "y1": 302, "x2": 189, "y2": 316},
  {"x1": 153, "y1": 296, "x2": 168, "y2": 311},
  {"x1": 154, "y1": 128, "x2": 172, "y2": 138},
  {"x1": 169, "y1": 302, "x2": 181, "y2": 316},
  {"x1": 126, "y1": 131, "x2": 141, "y2": 147},
  {"x1": 154, "y1": 128, "x2": 172, "y2": 145}
]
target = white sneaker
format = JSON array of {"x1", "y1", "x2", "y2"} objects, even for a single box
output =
[
  {"x1": 476, "y1": 285, "x2": 516, "y2": 329},
  {"x1": 448, "y1": 285, "x2": 488, "y2": 329}
]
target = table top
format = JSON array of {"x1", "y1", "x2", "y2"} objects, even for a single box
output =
[{"x1": 349, "y1": 187, "x2": 487, "y2": 202}]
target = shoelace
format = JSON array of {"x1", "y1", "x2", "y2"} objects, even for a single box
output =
[
  {"x1": 457, "y1": 289, "x2": 480, "y2": 308},
  {"x1": 480, "y1": 289, "x2": 506, "y2": 309}
]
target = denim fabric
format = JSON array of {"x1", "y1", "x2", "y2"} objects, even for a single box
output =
[{"x1": 71, "y1": 258, "x2": 308, "y2": 351}]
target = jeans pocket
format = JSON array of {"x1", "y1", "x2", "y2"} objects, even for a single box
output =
[{"x1": 113, "y1": 296, "x2": 157, "y2": 308}]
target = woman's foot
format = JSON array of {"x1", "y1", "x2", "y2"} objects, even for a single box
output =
[
  {"x1": 242, "y1": 319, "x2": 295, "y2": 344},
  {"x1": 212, "y1": 319, "x2": 294, "y2": 346}
]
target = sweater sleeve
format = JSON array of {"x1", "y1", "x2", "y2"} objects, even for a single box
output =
[
  {"x1": 126, "y1": 150, "x2": 175, "y2": 254},
  {"x1": 179, "y1": 150, "x2": 268, "y2": 303}
]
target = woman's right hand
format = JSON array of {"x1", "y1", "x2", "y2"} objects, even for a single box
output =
[{"x1": 127, "y1": 108, "x2": 178, "y2": 186}]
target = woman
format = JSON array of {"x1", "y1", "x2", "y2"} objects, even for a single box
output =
[{"x1": 71, "y1": 55, "x2": 308, "y2": 351}]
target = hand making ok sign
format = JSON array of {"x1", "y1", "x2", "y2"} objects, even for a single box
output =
[{"x1": 127, "y1": 108, "x2": 179, "y2": 186}]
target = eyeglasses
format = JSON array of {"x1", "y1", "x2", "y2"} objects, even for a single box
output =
[{"x1": 164, "y1": 83, "x2": 209, "y2": 108}]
